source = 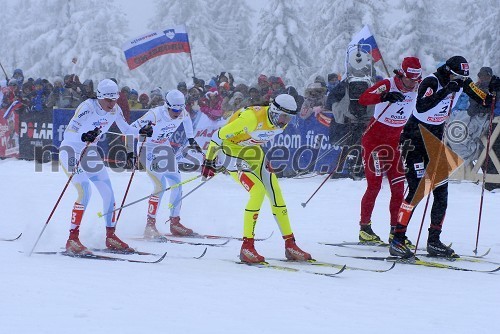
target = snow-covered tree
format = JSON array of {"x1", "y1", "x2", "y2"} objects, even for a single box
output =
[
  {"x1": 0, "y1": 0, "x2": 497, "y2": 94},
  {"x1": 212, "y1": 0, "x2": 255, "y2": 83},
  {"x1": 1, "y1": 0, "x2": 147, "y2": 89},
  {"x1": 460, "y1": 0, "x2": 499, "y2": 74},
  {"x1": 251, "y1": 0, "x2": 313, "y2": 89}
]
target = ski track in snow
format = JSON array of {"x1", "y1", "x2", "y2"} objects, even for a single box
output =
[{"x1": 1, "y1": 159, "x2": 499, "y2": 334}]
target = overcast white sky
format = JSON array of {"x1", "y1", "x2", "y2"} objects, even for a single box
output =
[{"x1": 121, "y1": 0, "x2": 268, "y2": 37}]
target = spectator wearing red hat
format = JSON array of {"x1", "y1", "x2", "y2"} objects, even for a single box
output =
[
  {"x1": 356, "y1": 56, "x2": 422, "y2": 247},
  {"x1": 139, "y1": 93, "x2": 149, "y2": 109}
]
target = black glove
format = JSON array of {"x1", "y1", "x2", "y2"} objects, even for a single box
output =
[
  {"x1": 201, "y1": 159, "x2": 216, "y2": 179},
  {"x1": 188, "y1": 138, "x2": 202, "y2": 153},
  {"x1": 489, "y1": 75, "x2": 500, "y2": 92},
  {"x1": 126, "y1": 152, "x2": 136, "y2": 169},
  {"x1": 81, "y1": 127, "x2": 101, "y2": 143},
  {"x1": 446, "y1": 80, "x2": 461, "y2": 93},
  {"x1": 139, "y1": 122, "x2": 153, "y2": 137},
  {"x1": 380, "y1": 91, "x2": 405, "y2": 103}
]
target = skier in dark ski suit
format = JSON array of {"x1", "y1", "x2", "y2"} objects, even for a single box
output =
[{"x1": 390, "y1": 55, "x2": 500, "y2": 259}]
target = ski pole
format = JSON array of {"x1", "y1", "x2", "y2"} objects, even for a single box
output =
[
  {"x1": 0, "y1": 61, "x2": 9, "y2": 80},
  {"x1": 97, "y1": 174, "x2": 202, "y2": 218},
  {"x1": 413, "y1": 93, "x2": 455, "y2": 254},
  {"x1": 163, "y1": 173, "x2": 217, "y2": 225},
  {"x1": 301, "y1": 145, "x2": 350, "y2": 208},
  {"x1": 474, "y1": 92, "x2": 496, "y2": 254},
  {"x1": 115, "y1": 137, "x2": 147, "y2": 225},
  {"x1": 301, "y1": 103, "x2": 392, "y2": 208},
  {"x1": 29, "y1": 143, "x2": 91, "y2": 256}
]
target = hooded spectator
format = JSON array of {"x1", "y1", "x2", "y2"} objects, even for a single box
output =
[
  {"x1": 300, "y1": 82, "x2": 327, "y2": 120},
  {"x1": 12, "y1": 68, "x2": 24, "y2": 86},
  {"x1": 222, "y1": 91, "x2": 244, "y2": 118}
]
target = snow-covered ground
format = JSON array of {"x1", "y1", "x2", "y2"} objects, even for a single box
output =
[{"x1": 1, "y1": 159, "x2": 499, "y2": 334}]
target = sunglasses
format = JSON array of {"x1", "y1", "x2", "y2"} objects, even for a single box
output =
[{"x1": 450, "y1": 69, "x2": 469, "y2": 81}]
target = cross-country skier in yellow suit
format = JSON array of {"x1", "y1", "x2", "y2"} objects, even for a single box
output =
[{"x1": 201, "y1": 94, "x2": 312, "y2": 263}]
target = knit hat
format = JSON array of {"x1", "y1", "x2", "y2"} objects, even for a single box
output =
[
  {"x1": 400, "y1": 57, "x2": 422, "y2": 81},
  {"x1": 139, "y1": 93, "x2": 149, "y2": 102}
]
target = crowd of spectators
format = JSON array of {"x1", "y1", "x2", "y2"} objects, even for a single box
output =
[
  {"x1": 0, "y1": 68, "x2": 343, "y2": 125},
  {"x1": 0, "y1": 65, "x2": 498, "y2": 188}
]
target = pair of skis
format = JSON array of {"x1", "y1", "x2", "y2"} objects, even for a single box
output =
[
  {"x1": 321, "y1": 241, "x2": 499, "y2": 273},
  {"x1": 30, "y1": 246, "x2": 209, "y2": 263},
  {"x1": 229, "y1": 258, "x2": 397, "y2": 277}
]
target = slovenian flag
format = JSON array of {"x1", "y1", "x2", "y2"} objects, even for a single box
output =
[
  {"x1": 348, "y1": 25, "x2": 381, "y2": 62},
  {"x1": 123, "y1": 25, "x2": 191, "y2": 70}
]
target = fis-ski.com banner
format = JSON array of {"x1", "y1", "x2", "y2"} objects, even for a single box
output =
[{"x1": 264, "y1": 116, "x2": 342, "y2": 176}]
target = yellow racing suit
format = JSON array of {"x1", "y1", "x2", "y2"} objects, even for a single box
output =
[{"x1": 206, "y1": 106, "x2": 294, "y2": 238}]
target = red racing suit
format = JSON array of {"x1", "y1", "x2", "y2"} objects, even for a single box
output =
[{"x1": 358, "y1": 77, "x2": 417, "y2": 226}]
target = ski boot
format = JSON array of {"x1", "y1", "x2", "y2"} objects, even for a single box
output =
[
  {"x1": 284, "y1": 234, "x2": 312, "y2": 261},
  {"x1": 170, "y1": 216, "x2": 195, "y2": 236},
  {"x1": 144, "y1": 216, "x2": 162, "y2": 239},
  {"x1": 240, "y1": 237, "x2": 265, "y2": 263},
  {"x1": 65, "y1": 228, "x2": 92, "y2": 255},
  {"x1": 389, "y1": 226, "x2": 415, "y2": 249},
  {"x1": 359, "y1": 222, "x2": 382, "y2": 243},
  {"x1": 389, "y1": 233, "x2": 414, "y2": 259},
  {"x1": 427, "y1": 228, "x2": 459, "y2": 258},
  {"x1": 105, "y1": 227, "x2": 134, "y2": 253}
]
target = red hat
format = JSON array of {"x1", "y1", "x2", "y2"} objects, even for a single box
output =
[
  {"x1": 400, "y1": 57, "x2": 422, "y2": 81},
  {"x1": 139, "y1": 93, "x2": 149, "y2": 102}
]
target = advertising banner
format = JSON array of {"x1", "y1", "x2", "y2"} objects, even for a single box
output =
[
  {"x1": 19, "y1": 110, "x2": 53, "y2": 161},
  {"x1": 0, "y1": 110, "x2": 20, "y2": 158}
]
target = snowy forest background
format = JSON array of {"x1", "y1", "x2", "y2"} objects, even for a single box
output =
[{"x1": 1, "y1": 0, "x2": 499, "y2": 94}]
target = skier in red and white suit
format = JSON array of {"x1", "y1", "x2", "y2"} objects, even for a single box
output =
[{"x1": 356, "y1": 57, "x2": 422, "y2": 244}]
